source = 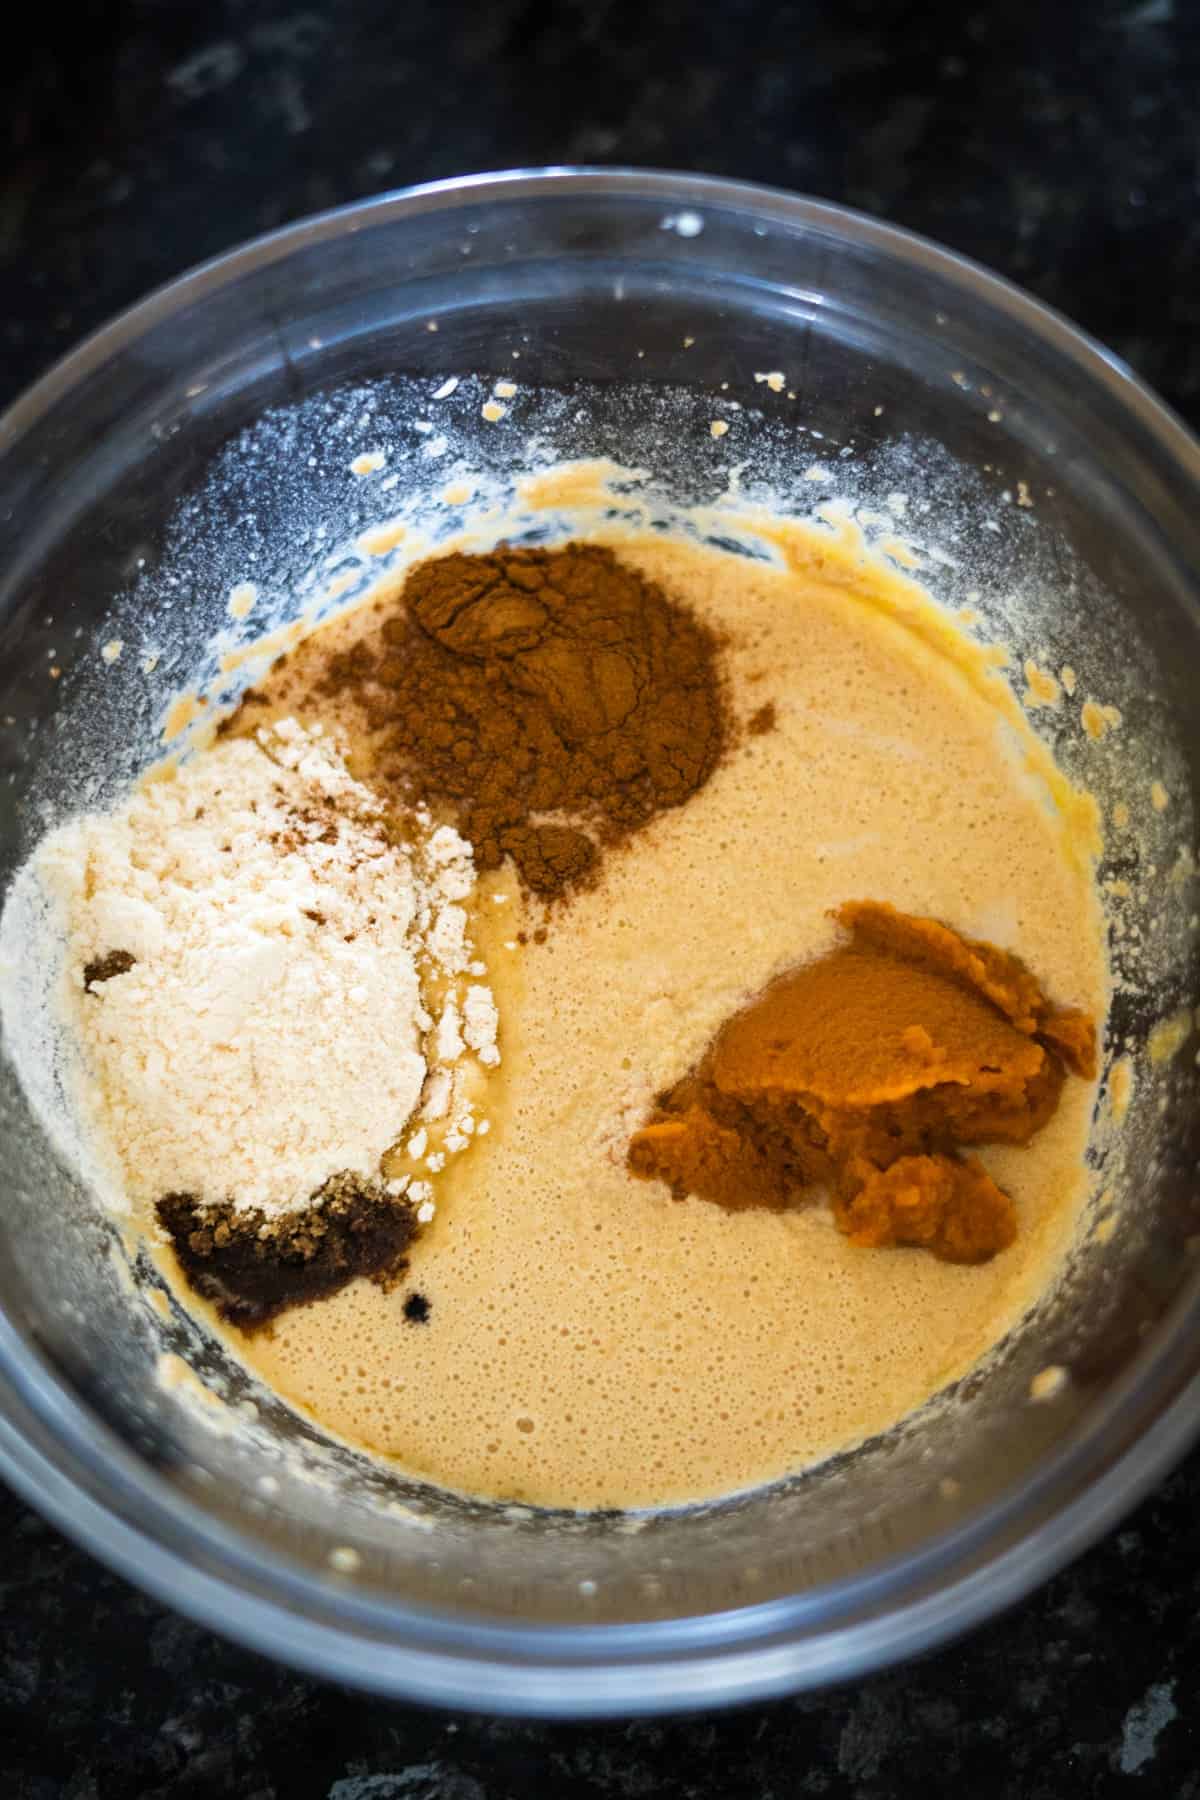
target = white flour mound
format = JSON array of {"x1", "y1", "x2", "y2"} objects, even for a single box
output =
[{"x1": 13, "y1": 718, "x2": 494, "y2": 1217}]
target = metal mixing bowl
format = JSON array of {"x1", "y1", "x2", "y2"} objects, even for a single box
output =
[{"x1": 0, "y1": 168, "x2": 1198, "y2": 1716}]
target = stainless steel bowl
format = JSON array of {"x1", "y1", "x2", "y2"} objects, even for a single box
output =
[{"x1": 0, "y1": 168, "x2": 1198, "y2": 1716}]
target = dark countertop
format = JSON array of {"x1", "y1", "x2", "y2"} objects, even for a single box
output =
[{"x1": 2, "y1": 0, "x2": 1198, "y2": 1792}]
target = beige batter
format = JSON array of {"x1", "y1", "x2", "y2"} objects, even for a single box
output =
[{"x1": 190, "y1": 527, "x2": 1106, "y2": 1511}]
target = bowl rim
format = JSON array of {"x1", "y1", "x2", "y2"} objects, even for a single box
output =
[
  {"x1": 1, "y1": 163, "x2": 1198, "y2": 1716},
  {"x1": 5, "y1": 164, "x2": 1199, "y2": 490}
]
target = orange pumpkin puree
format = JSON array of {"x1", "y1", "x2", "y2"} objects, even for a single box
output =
[{"x1": 627, "y1": 901, "x2": 1096, "y2": 1263}]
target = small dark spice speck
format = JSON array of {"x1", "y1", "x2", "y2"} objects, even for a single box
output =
[{"x1": 83, "y1": 949, "x2": 135, "y2": 992}]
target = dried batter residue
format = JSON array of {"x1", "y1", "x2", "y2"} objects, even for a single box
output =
[
  {"x1": 1148, "y1": 1008, "x2": 1193, "y2": 1067},
  {"x1": 1082, "y1": 698, "x2": 1122, "y2": 742}
]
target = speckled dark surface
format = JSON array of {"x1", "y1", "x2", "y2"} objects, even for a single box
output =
[{"x1": 2, "y1": 0, "x2": 1199, "y2": 1792}]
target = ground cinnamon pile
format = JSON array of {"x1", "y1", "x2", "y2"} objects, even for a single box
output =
[
  {"x1": 628, "y1": 901, "x2": 1097, "y2": 1263},
  {"x1": 314, "y1": 544, "x2": 729, "y2": 898}
]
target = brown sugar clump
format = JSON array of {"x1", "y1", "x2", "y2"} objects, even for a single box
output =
[
  {"x1": 313, "y1": 544, "x2": 729, "y2": 899},
  {"x1": 628, "y1": 901, "x2": 1097, "y2": 1264},
  {"x1": 157, "y1": 1172, "x2": 420, "y2": 1333}
]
